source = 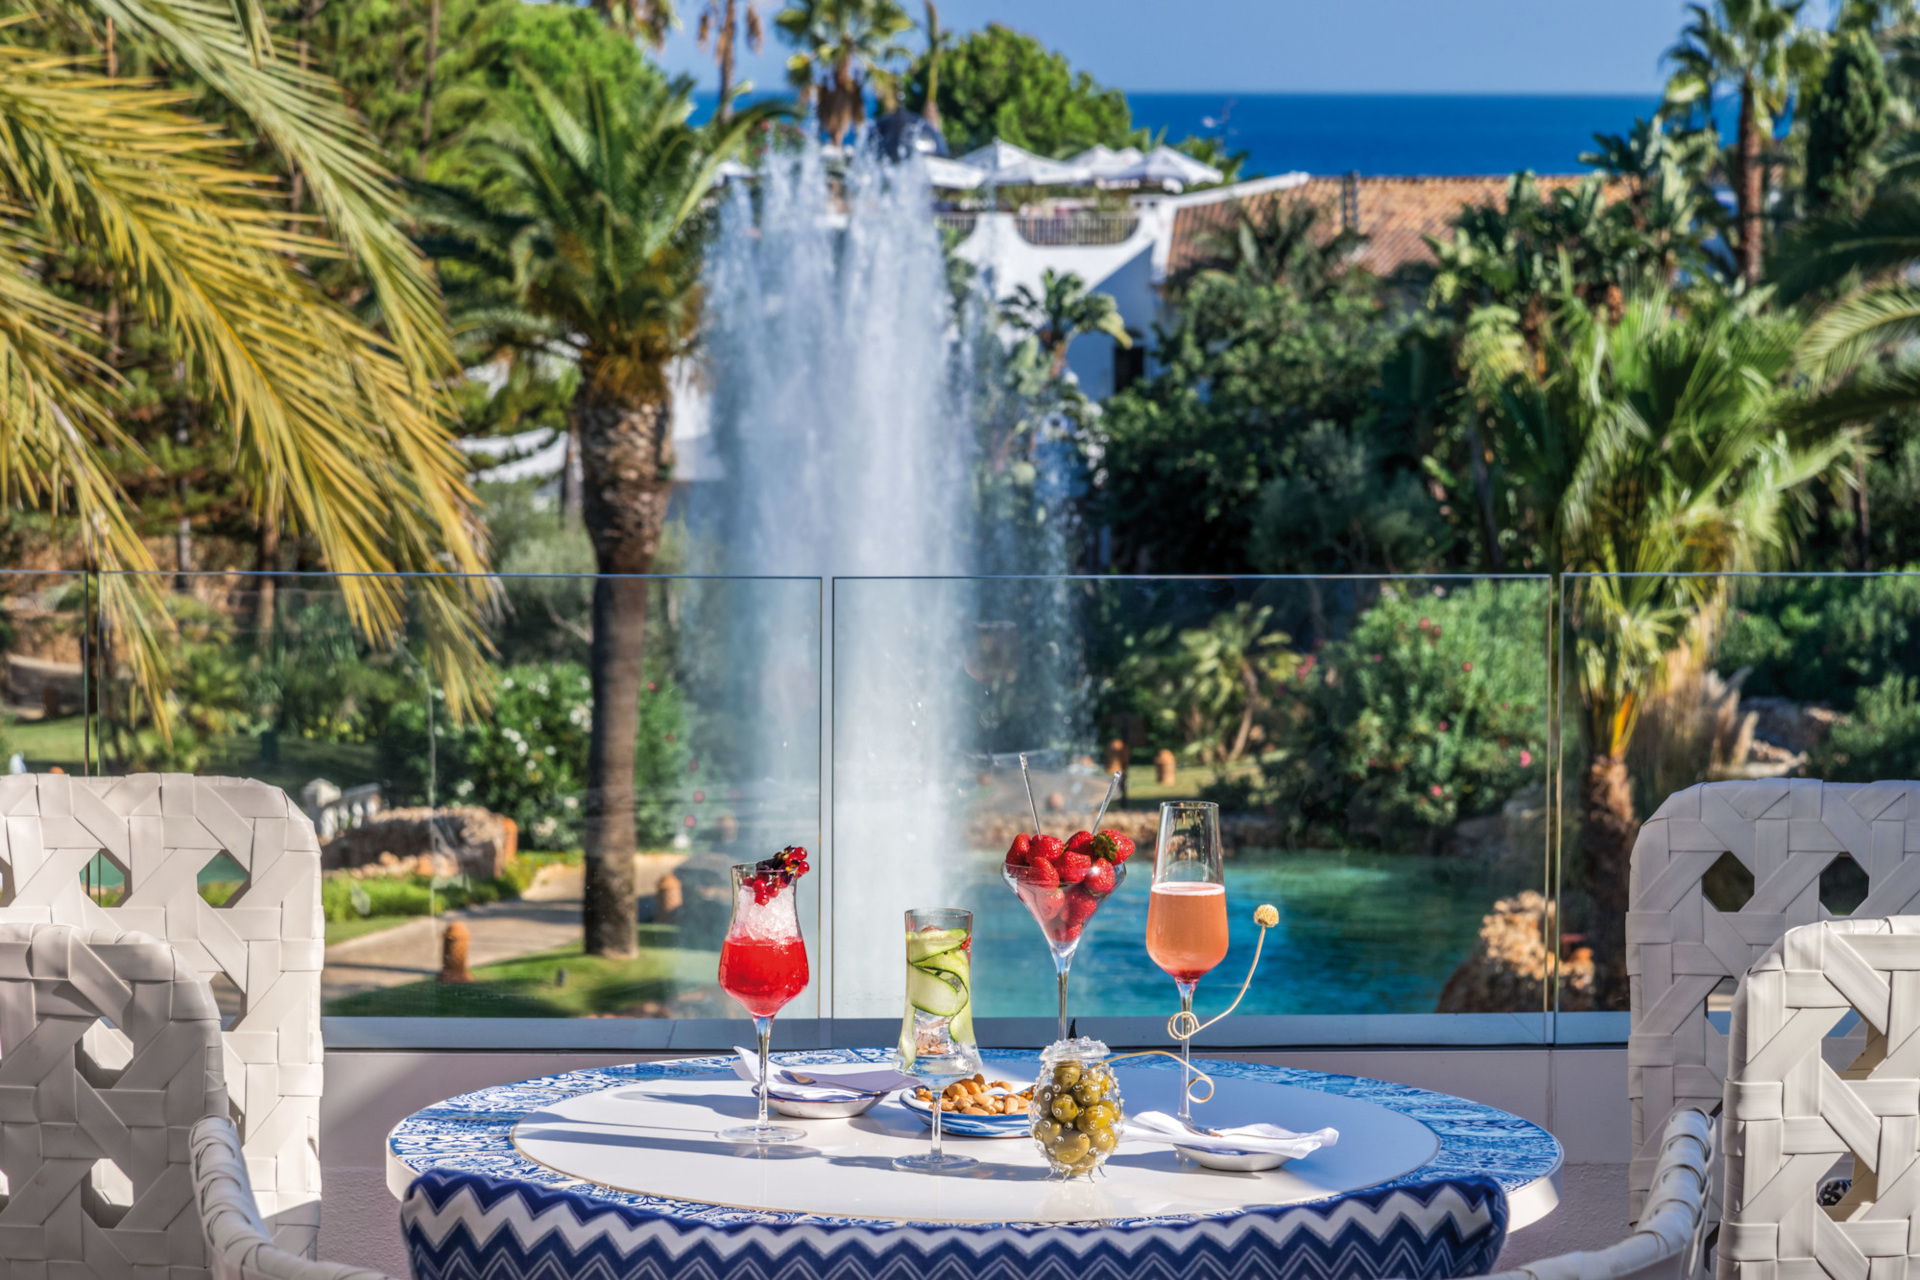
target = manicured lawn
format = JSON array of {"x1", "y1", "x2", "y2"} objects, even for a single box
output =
[
  {"x1": 203, "y1": 734, "x2": 380, "y2": 795},
  {"x1": 324, "y1": 915, "x2": 419, "y2": 946},
  {"x1": 322, "y1": 926, "x2": 720, "y2": 1017},
  {"x1": 7, "y1": 716, "x2": 88, "y2": 772},
  {"x1": 1116, "y1": 754, "x2": 1271, "y2": 805}
]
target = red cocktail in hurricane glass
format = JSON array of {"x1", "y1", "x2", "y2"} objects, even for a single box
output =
[
  {"x1": 717, "y1": 847, "x2": 811, "y2": 1144},
  {"x1": 1002, "y1": 827, "x2": 1133, "y2": 1042}
]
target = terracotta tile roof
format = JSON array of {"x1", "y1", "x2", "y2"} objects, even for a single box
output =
[{"x1": 1166, "y1": 174, "x2": 1602, "y2": 280}]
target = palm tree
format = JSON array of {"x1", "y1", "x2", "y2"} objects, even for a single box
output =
[
  {"x1": 1467, "y1": 291, "x2": 1854, "y2": 1006},
  {"x1": 426, "y1": 71, "x2": 778, "y2": 958},
  {"x1": 1173, "y1": 198, "x2": 1362, "y2": 301},
  {"x1": 1664, "y1": 0, "x2": 1823, "y2": 286},
  {"x1": 594, "y1": 0, "x2": 680, "y2": 47},
  {"x1": 999, "y1": 270, "x2": 1131, "y2": 377},
  {"x1": 775, "y1": 0, "x2": 912, "y2": 145},
  {"x1": 0, "y1": 14, "x2": 490, "y2": 712},
  {"x1": 698, "y1": 0, "x2": 764, "y2": 121},
  {"x1": 917, "y1": 0, "x2": 949, "y2": 130}
]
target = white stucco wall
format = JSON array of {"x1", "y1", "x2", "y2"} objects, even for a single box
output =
[{"x1": 950, "y1": 173, "x2": 1313, "y2": 399}]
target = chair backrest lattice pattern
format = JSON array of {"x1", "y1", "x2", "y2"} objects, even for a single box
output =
[
  {"x1": 1629, "y1": 780, "x2": 1920, "y2": 1221},
  {"x1": 1719, "y1": 917, "x2": 1920, "y2": 1280},
  {"x1": 0, "y1": 774, "x2": 324, "y2": 1257},
  {"x1": 0, "y1": 921, "x2": 226, "y2": 1280}
]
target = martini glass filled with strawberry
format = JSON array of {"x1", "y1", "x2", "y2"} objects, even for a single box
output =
[
  {"x1": 1002, "y1": 824, "x2": 1132, "y2": 1042},
  {"x1": 717, "y1": 845, "x2": 811, "y2": 1144}
]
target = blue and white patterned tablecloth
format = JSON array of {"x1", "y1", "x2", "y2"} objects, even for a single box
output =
[{"x1": 385, "y1": 1048, "x2": 1562, "y2": 1230}]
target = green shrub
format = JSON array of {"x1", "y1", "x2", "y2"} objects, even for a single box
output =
[
  {"x1": 1717, "y1": 574, "x2": 1920, "y2": 709},
  {"x1": 1302, "y1": 580, "x2": 1547, "y2": 837},
  {"x1": 1819, "y1": 674, "x2": 1920, "y2": 780},
  {"x1": 1202, "y1": 581, "x2": 1548, "y2": 846},
  {"x1": 379, "y1": 661, "x2": 689, "y2": 850}
]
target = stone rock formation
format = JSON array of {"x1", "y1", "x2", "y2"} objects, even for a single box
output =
[
  {"x1": 1436, "y1": 890, "x2": 1596, "y2": 1013},
  {"x1": 321, "y1": 806, "x2": 519, "y2": 881}
]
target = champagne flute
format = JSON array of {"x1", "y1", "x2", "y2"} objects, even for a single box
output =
[
  {"x1": 891, "y1": 907, "x2": 982, "y2": 1173},
  {"x1": 716, "y1": 859, "x2": 811, "y2": 1143},
  {"x1": 1147, "y1": 801, "x2": 1228, "y2": 1124}
]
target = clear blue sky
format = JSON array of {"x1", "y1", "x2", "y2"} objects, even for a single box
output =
[{"x1": 651, "y1": 0, "x2": 1699, "y2": 97}]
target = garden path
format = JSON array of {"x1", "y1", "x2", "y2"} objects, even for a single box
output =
[{"x1": 321, "y1": 890, "x2": 583, "y2": 1002}]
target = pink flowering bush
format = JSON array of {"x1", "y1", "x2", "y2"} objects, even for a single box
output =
[{"x1": 1209, "y1": 581, "x2": 1548, "y2": 846}]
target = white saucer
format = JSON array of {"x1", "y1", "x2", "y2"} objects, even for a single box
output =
[
  {"x1": 1175, "y1": 1146, "x2": 1294, "y2": 1172},
  {"x1": 769, "y1": 1092, "x2": 884, "y2": 1119}
]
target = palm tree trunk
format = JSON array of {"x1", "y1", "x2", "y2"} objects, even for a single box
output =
[
  {"x1": 1738, "y1": 76, "x2": 1763, "y2": 287},
  {"x1": 1581, "y1": 752, "x2": 1638, "y2": 1011},
  {"x1": 716, "y1": 0, "x2": 736, "y2": 123},
  {"x1": 922, "y1": 1, "x2": 942, "y2": 129},
  {"x1": 577, "y1": 389, "x2": 677, "y2": 959},
  {"x1": 255, "y1": 518, "x2": 280, "y2": 640}
]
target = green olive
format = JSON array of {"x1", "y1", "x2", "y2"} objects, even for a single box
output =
[
  {"x1": 1049, "y1": 1094, "x2": 1080, "y2": 1123},
  {"x1": 1032, "y1": 1085, "x2": 1054, "y2": 1110},
  {"x1": 1071, "y1": 1079, "x2": 1107, "y2": 1105},
  {"x1": 1032, "y1": 1118, "x2": 1060, "y2": 1146},
  {"x1": 1053, "y1": 1062, "x2": 1083, "y2": 1088},
  {"x1": 1089, "y1": 1125, "x2": 1119, "y2": 1154},
  {"x1": 1052, "y1": 1131, "x2": 1090, "y2": 1162},
  {"x1": 1078, "y1": 1102, "x2": 1116, "y2": 1130}
]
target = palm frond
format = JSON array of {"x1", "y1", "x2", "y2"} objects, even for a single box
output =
[
  {"x1": 51, "y1": 0, "x2": 458, "y2": 394},
  {"x1": 0, "y1": 49, "x2": 495, "y2": 715}
]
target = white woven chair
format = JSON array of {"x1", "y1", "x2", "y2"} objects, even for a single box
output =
[
  {"x1": 0, "y1": 772, "x2": 325, "y2": 1256},
  {"x1": 1628, "y1": 780, "x2": 1920, "y2": 1220},
  {"x1": 193, "y1": 1115, "x2": 396, "y2": 1280},
  {"x1": 1453, "y1": 1109, "x2": 1716, "y2": 1280},
  {"x1": 0, "y1": 921, "x2": 226, "y2": 1279},
  {"x1": 1718, "y1": 916, "x2": 1920, "y2": 1280}
]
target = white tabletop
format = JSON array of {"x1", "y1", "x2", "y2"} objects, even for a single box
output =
[
  {"x1": 389, "y1": 1052, "x2": 1563, "y2": 1233},
  {"x1": 511, "y1": 1066, "x2": 1442, "y2": 1225}
]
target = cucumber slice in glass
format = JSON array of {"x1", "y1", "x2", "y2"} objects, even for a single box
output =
[
  {"x1": 906, "y1": 927, "x2": 968, "y2": 964},
  {"x1": 906, "y1": 965, "x2": 968, "y2": 1018}
]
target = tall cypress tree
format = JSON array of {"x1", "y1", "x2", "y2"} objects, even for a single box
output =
[{"x1": 1806, "y1": 29, "x2": 1890, "y2": 215}]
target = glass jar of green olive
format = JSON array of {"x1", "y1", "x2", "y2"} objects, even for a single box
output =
[{"x1": 1030, "y1": 1037, "x2": 1124, "y2": 1178}]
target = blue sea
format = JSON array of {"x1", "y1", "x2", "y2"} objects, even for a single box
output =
[
  {"x1": 693, "y1": 91, "x2": 1666, "y2": 178},
  {"x1": 1127, "y1": 93, "x2": 1663, "y2": 178}
]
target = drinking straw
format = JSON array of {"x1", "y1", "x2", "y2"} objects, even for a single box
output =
[
  {"x1": 1018, "y1": 753, "x2": 1044, "y2": 834},
  {"x1": 1089, "y1": 769, "x2": 1122, "y2": 832}
]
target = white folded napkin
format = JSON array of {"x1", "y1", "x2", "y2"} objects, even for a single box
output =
[
  {"x1": 1124, "y1": 1110, "x2": 1339, "y2": 1158},
  {"x1": 731, "y1": 1049, "x2": 919, "y2": 1100}
]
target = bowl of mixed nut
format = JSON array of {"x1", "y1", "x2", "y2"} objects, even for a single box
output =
[{"x1": 897, "y1": 1074, "x2": 1035, "y2": 1137}]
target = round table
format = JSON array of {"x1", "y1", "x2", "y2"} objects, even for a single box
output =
[{"x1": 386, "y1": 1049, "x2": 1562, "y2": 1233}]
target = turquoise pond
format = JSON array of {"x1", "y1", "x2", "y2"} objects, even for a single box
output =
[{"x1": 952, "y1": 849, "x2": 1543, "y2": 1019}]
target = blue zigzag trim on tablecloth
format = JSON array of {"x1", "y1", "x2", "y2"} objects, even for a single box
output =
[
  {"x1": 402, "y1": 1165, "x2": 1510, "y2": 1280},
  {"x1": 387, "y1": 1049, "x2": 1560, "y2": 1227}
]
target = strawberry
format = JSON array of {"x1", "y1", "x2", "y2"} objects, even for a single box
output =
[
  {"x1": 1059, "y1": 921, "x2": 1085, "y2": 943},
  {"x1": 1091, "y1": 830, "x2": 1135, "y2": 863},
  {"x1": 1082, "y1": 858, "x2": 1116, "y2": 896},
  {"x1": 1065, "y1": 886, "x2": 1100, "y2": 928},
  {"x1": 1064, "y1": 830, "x2": 1094, "y2": 855},
  {"x1": 1033, "y1": 835, "x2": 1066, "y2": 863},
  {"x1": 1025, "y1": 858, "x2": 1060, "y2": 889},
  {"x1": 1005, "y1": 833, "x2": 1033, "y2": 867},
  {"x1": 1060, "y1": 850, "x2": 1093, "y2": 884}
]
